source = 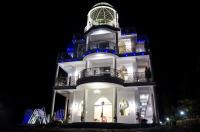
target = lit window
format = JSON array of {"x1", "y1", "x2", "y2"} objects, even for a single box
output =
[
  {"x1": 140, "y1": 94, "x2": 149, "y2": 100},
  {"x1": 119, "y1": 99, "x2": 130, "y2": 116},
  {"x1": 141, "y1": 102, "x2": 147, "y2": 106}
]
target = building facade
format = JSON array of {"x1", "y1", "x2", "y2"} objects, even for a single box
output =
[{"x1": 51, "y1": 2, "x2": 158, "y2": 124}]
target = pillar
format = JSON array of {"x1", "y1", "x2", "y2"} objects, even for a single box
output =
[
  {"x1": 113, "y1": 57, "x2": 117, "y2": 77},
  {"x1": 64, "y1": 94, "x2": 69, "y2": 121},
  {"x1": 152, "y1": 86, "x2": 159, "y2": 123},
  {"x1": 114, "y1": 87, "x2": 118, "y2": 122},
  {"x1": 115, "y1": 31, "x2": 119, "y2": 53},
  {"x1": 113, "y1": 57, "x2": 116, "y2": 69},
  {"x1": 86, "y1": 61, "x2": 88, "y2": 69},
  {"x1": 54, "y1": 65, "x2": 59, "y2": 85},
  {"x1": 83, "y1": 88, "x2": 87, "y2": 122},
  {"x1": 51, "y1": 90, "x2": 56, "y2": 119}
]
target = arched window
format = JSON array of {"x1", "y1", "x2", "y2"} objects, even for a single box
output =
[{"x1": 94, "y1": 97, "x2": 112, "y2": 122}]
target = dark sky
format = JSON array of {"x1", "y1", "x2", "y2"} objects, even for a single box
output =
[{"x1": 1, "y1": 0, "x2": 200, "y2": 127}]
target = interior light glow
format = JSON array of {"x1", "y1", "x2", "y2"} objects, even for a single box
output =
[
  {"x1": 140, "y1": 94, "x2": 149, "y2": 100},
  {"x1": 141, "y1": 102, "x2": 147, "y2": 106},
  {"x1": 91, "y1": 29, "x2": 111, "y2": 35},
  {"x1": 95, "y1": 53, "x2": 105, "y2": 57},
  {"x1": 93, "y1": 89, "x2": 101, "y2": 94}
]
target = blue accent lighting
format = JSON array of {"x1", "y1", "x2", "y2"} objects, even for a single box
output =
[{"x1": 132, "y1": 52, "x2": 136, "y2": 56}]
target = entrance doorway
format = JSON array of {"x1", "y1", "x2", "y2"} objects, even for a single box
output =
[{"x1": 94, "y1": 97, "x2": 112, "y2": 122}]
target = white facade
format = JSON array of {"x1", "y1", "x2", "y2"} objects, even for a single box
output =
[{"x1": 52, "y1": 2, "x2": 158, "y2": 124}]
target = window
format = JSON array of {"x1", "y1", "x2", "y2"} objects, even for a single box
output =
[{"x1": 119, "y1": 99, "x2": 130, "y2": 116}]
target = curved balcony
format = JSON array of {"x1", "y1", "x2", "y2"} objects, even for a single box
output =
[
  {"x1": 54, "y1": 72, "x2": 153, "y2": 88},
  {"x1": 76, "y1": 67, "x2": 124, "y2": 85},
  {"x1": 88, "y1": 41, "x2": 116, "y2": 51},
  {"x1": 83, "y1": 41, "x2": 117, "y2": 57}
]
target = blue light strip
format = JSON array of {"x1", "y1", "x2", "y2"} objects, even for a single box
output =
[
  {"x1": 83, "y1": 48, "x2": 117, "y2": 57},
  {"x1": 137, "y1": 40, "x2": 145, "y2": 43},
  {"x1": 58, "y1": 51, "x2": 147, "y2": 63},
  {"x1": 121, "y1": 51, "x2": 147, "y2": 57}
]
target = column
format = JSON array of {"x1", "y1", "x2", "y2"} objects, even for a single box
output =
[
  {"x1": 64, "y1": 94, "x2": 69, "y2": 121},
  {"x1": 87, "y1": 60, "x2": 90, "y2": 69},
  {"x1": 149, "y1": 54, "x2": 154, "y2": 81},
  {"x1": 83, "y1": 88, "x2": 87, "y2": 122},
  {"x1": 113, "y1": 57, "x2": 116, "y2": 69},
  {"x1": 115, "y1": 32, "x2": 119, "y2": 53},
  {"x1": 152, "y1": 86, "x2": 159, "y2": 123},
  {"x1": 86, "y1": 60, "x2": 88, "y2": 69},
  {"x1": 67, "y1": 75, "x2": 70, "y2": 86},
  {"x1": 54, "y1": 65, "x2": 59, "y2": 85},
  {"x1": 114, "y1": 87, "x2": 118, "y2": 122},
  {"x1": 51, "y1": 90, "x2": 56, "y2": 119},
  {"x1": 113, "y1": 58, "x2": 117, "y2": 77},
  {"x1": 55, "y1": 65, "x2": 59, "y2": 79}
]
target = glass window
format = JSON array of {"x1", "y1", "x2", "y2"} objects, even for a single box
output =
[{"x1": 119, "y1": 99, "x2": 130, "y2": 116}]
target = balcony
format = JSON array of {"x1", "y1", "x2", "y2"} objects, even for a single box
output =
[
  {"x1": 88, "y1": 41, "x2": 116, "y2": 50},
  {"x1": 54, "y1": 71, "x2": 154, "y2": 88},
  {"x1": 55, "y1": 76, "x2": 77, "y2": 89},
  {"x1": 83, "y1": 41, "x2": 117, "y2": 57},
  {"x1": 123, "y1": 72, "x2": 154, "y2": 86},
  {"x1": 76, "y1": 67, "x2": 124, "y2": 85}
]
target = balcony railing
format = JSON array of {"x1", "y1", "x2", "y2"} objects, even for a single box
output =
[
  {"x1": 88, "y1": 41, "x2": 116, "y2": 51},
  {"x1": 78, "y1": 67, "x2": 123, "y2": 80},
  {"x1": 84, "y1": 22, "x2": 118, "y2": 32},
  {"x1": 124, "y1": 72, "x2": 152, "y2": 83},
  {"x1": 54, "y1": 71, "x2": 152, "y2": 88},
  {"x1": 55, "y1": 76, "x2": 77, "y2": 87}
]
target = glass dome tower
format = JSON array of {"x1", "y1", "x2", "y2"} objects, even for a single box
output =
[{"x1": 85, "y1": 2, "x2": 119, "y2": 32}]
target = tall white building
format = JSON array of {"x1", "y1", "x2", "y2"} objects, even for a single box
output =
[{"x1": 51, "y1": 2, "x2": 158, "y2": 124}]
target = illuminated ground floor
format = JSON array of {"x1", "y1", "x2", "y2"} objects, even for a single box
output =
[{"x1": 52, "y1": 82, "x2": 158, "y2": 124}]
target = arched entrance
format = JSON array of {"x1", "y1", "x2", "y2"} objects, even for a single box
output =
[{"x1": 93, "y1": 97, "x2": 112, "y2": 122}]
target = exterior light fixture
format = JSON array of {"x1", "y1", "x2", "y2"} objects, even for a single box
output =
[{"x1": 166, "y1": 117, "x2": 170, "y2": 122}]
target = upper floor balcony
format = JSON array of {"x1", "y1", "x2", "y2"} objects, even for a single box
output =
[
  {"x1": 54, "y1": 68, "x2": 153, "y2": 88},
  {"x1": 76, "y1": 67, "x2": 124, "y2": 85},
  {"x1": 88, "y1": 41, "x2": 116, "y2": 51},
  {"x1": 83, "y1": 41, "x2": 117, "y2": 57},
  {"x1": 55, "y1": 76, "x2": 77, "y2": 88}
]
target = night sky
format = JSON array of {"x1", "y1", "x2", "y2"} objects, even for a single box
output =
[{"x1": 1, "y1": 0, "x2": 200, "y2": 127}]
